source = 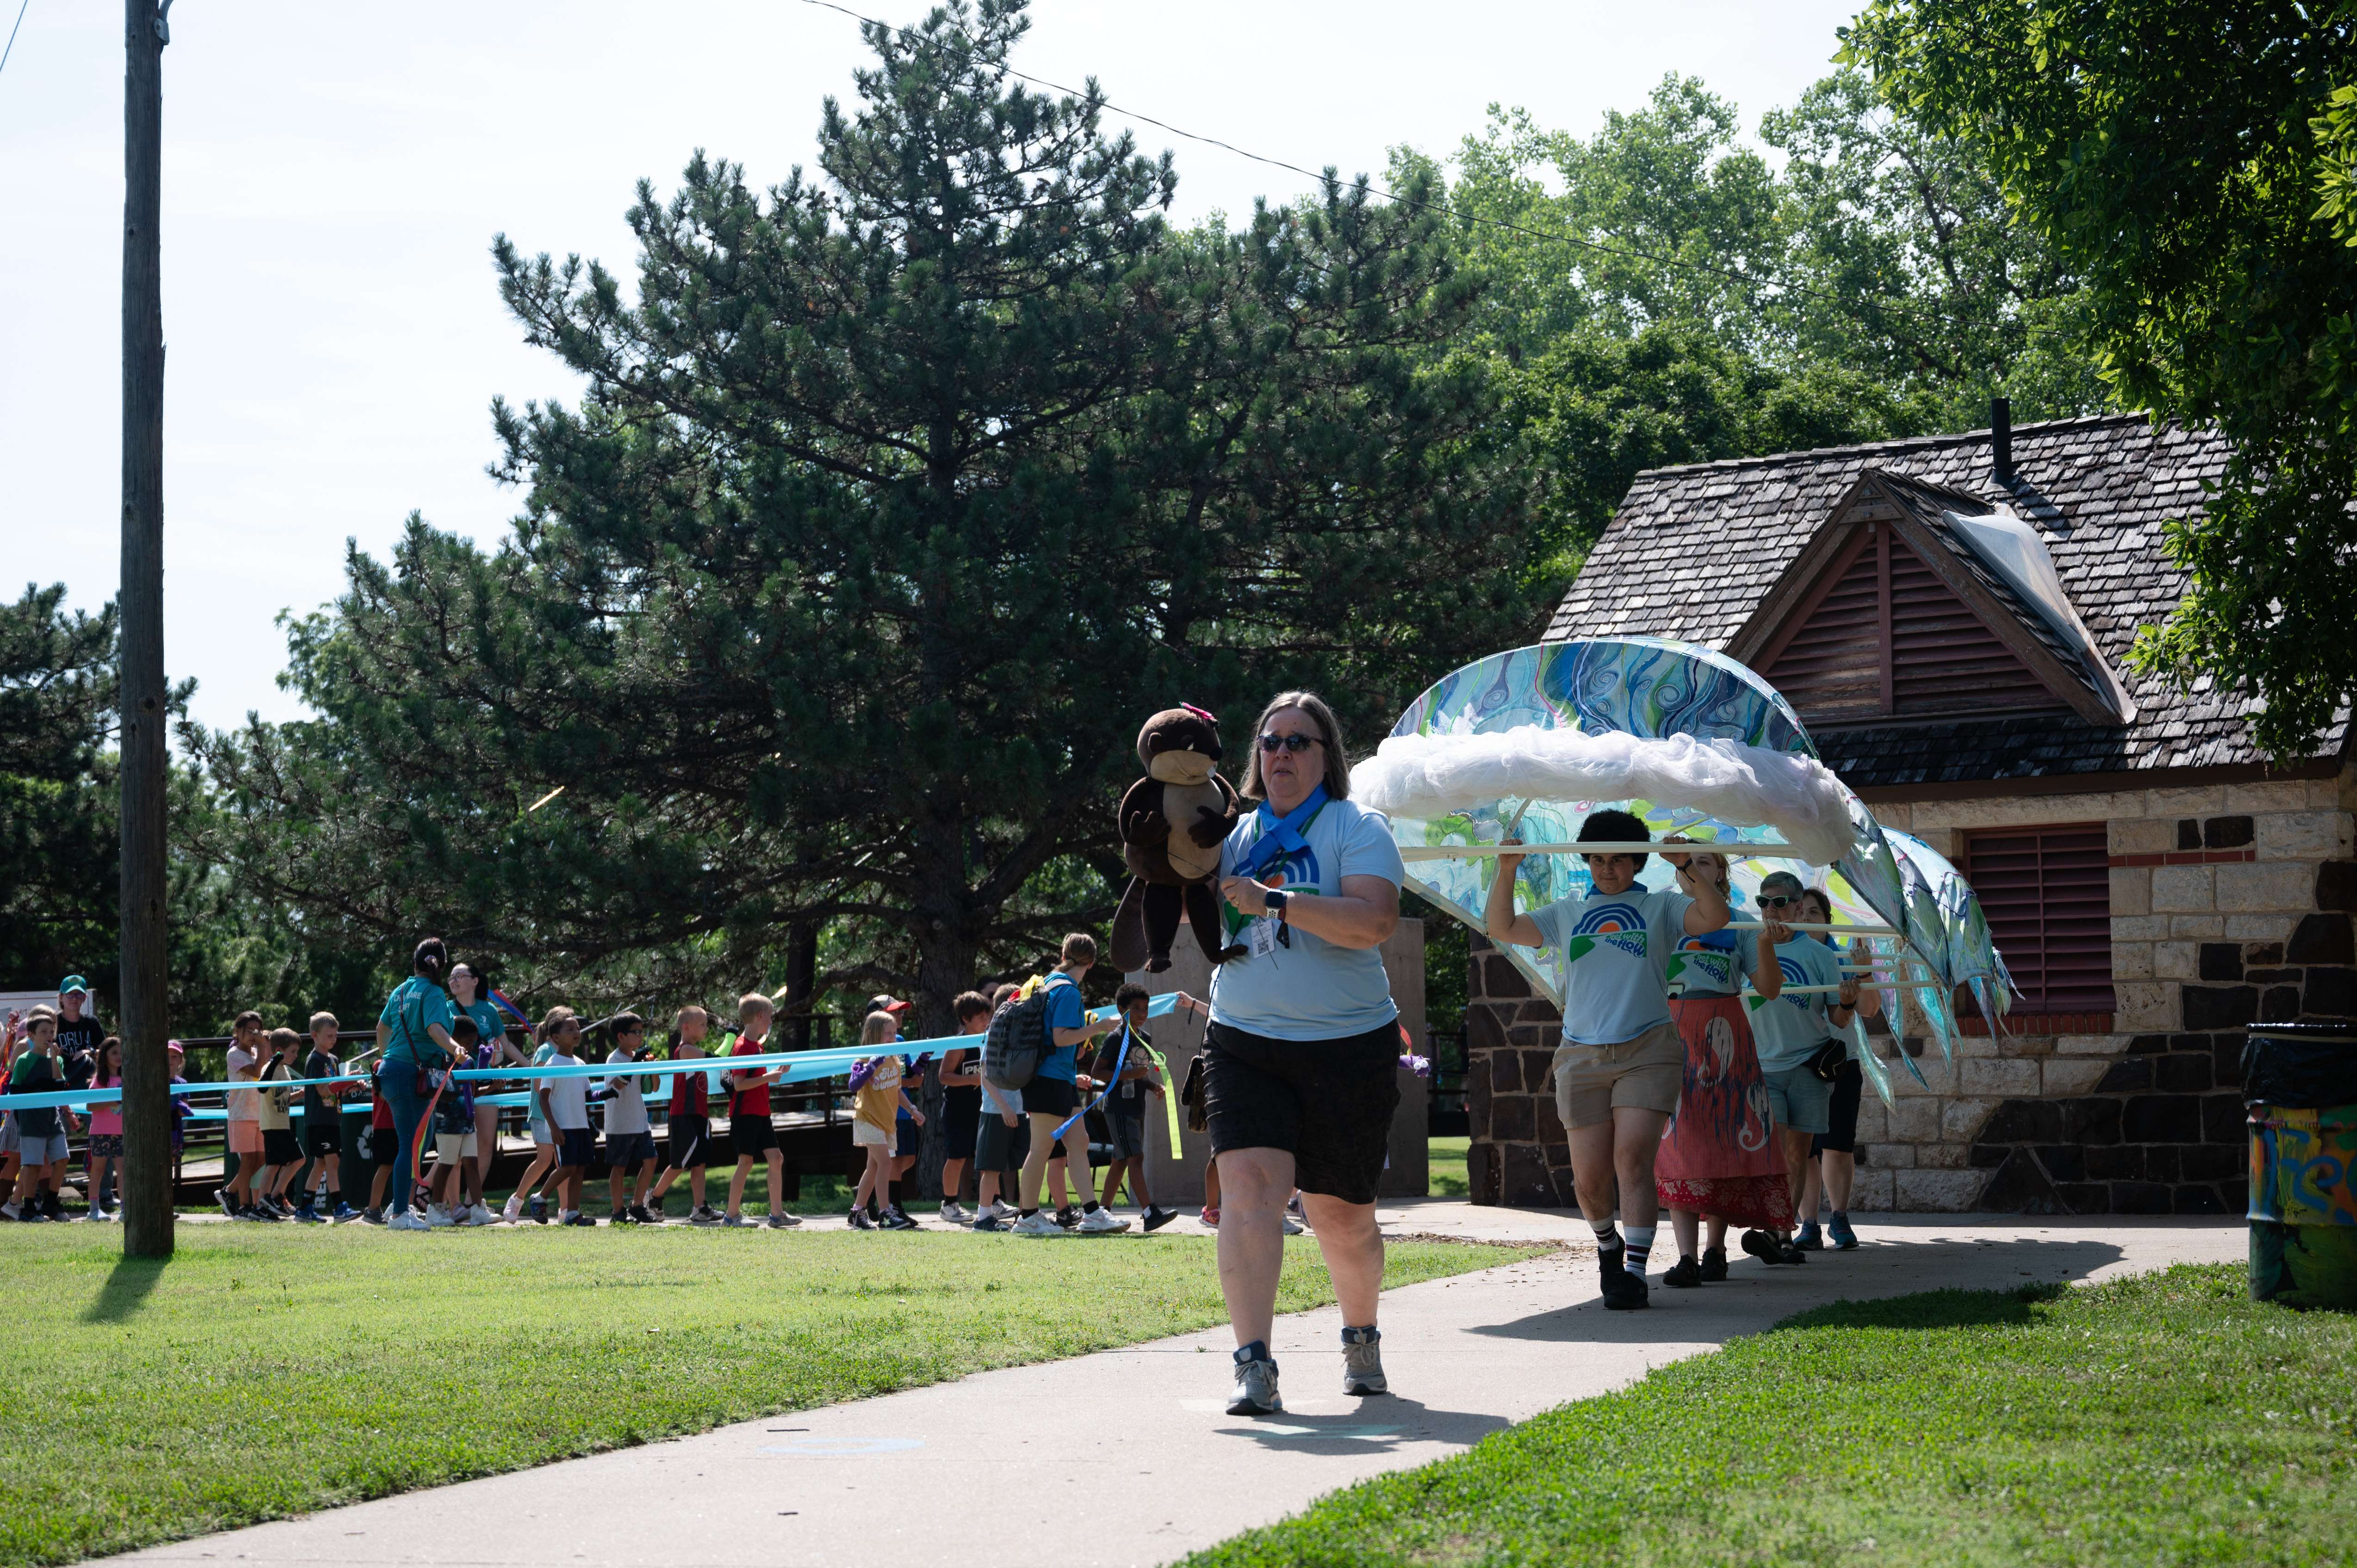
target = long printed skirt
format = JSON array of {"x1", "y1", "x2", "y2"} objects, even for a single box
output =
[{"x1": 1655, "y1": 993, "x2": 1792, "y2": 1230}]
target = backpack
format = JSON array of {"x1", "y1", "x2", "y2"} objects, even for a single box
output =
[{"x1": 981, "y1": 979, "x2": 1061, "y2": 1091}]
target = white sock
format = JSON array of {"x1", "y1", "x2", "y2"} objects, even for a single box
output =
[
  {"x1": 1590, "y1": 1218, "x2": 1622, "y2": 1253},
  {"x1": 1623, "y1": 1224, "x2": 1656, "y2": 1278}
]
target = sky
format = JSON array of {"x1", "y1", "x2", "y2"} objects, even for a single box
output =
[{"x1": 0, "y1": 0, "x2": 1860, "y2": 732}]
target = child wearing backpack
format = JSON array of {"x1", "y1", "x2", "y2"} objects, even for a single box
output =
[{"x1": 999, "y1": 934, "x2": 1126, "y2": 1236}]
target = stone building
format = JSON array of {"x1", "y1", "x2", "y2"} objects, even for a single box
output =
[{"x1": 1464, "y1": 409, "x2": 2355, "y2": 1214}]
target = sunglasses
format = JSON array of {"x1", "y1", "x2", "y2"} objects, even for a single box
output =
[
  {"x1": 1759, "y1": 894, "x2": 1800, "y2": 908},
  {"x1": 1257, "y1": 732, "x2": 1323, "y2": 753}
]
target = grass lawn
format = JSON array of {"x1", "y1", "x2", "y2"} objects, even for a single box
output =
[
  {"x1": 1185, "y1": 1265, "x2": 2357, "y2": 1568},
  {"x1": 1428, "y1": 1135, "x2": 1469, "y2": 1199},
  {"x1": 0, "y1": 1224, "x2": 1532, "y2": 1567}
]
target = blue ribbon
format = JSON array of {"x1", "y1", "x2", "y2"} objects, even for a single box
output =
[
  {"x1": 1053, "y1": 1020, "x2": 1138, "y2": 1142},
  {"x1": 1232, "y1": 784, "x2": 1328, "y2": 880}
]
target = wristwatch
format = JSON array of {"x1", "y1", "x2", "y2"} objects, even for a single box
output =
[{"x1": 1262, "y1": 888, "x2": 1290, "y2": 921}]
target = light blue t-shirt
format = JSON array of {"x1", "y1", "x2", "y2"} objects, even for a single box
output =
[
  {"x1": 1532, "y1": 886, "x2": 1694, "y2": 1045},
  {"x1": 1207, "y1": 796, "x2": 1405, "y2": 1042},
  {"x1": 1034, "y1": 972, "x2": 1085, "y2": 1082},
  {"x1": 1668, "y1": 922, "x2": 1760, "y2": 1000},
  {"x1": 1748, "y1": 936, "x2": 1845, "y2": 1071},
  {"x1": 379, "y1": 977, "x2": 456, "y2": 1067}
]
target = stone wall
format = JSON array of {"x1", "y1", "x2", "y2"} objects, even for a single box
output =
[{"x1": 1464, "y1": 767, "x2": 2355, "y2": 1212}]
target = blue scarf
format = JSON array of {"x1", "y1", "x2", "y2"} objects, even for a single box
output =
[{"x1": 1233, "y1": 784, "x2": 1329, "y2": 881}]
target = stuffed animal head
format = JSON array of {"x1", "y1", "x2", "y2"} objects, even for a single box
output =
[{"x1": 1138, "y1": 704, "x2": 1222, "y2": 786}]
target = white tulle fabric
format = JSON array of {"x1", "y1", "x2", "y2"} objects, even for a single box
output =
[{"x1": 1349, "y1": 725, "x2": 1859, "y2": 868}]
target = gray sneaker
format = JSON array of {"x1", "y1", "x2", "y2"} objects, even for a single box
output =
[
  {"x1": 1342, "y1": 1328, "x2": 1388, "y2": 1396},
  {"x1": 1227, "y1": 1349, "x2": 1283, "y2": 1416},
  {"x1": 766, "y1": 1211, "x2": 801, "y2": 1228}
]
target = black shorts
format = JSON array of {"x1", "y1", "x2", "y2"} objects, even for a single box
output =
[
  {"x1": 942, "y1": 1086, "x2": 982, "y2": 1161},
  {"x1": 367, "y1": 1126, "x2": 397, "y2": 1165},
  {"x1": 1812, "y1": 1059, "x2": 1865, "y2": 1155},
  {"x1": 731, "y1": 1110, "x2": 778, "y2": 1157},
  {"x1": 1021, "y1": 1076, "x2": 1079, "y2": 1117},
  {"x1": 666, "y1": 1113, "x2": 709, "y2": 1169},
  {"x1": 262, "y1": 1128, "x2": 302, "y2": 1167},
  {"x1": 893, "y1": 1117, "x2": 918, "y2": 1157},
  {"x1": 1203, "y1": 1018, "x2": 1400, "y2": 1205},
  {"x1": 974, "y1": 1107, "x2": 1028, "y2": 1172},
  {"x1": 558, "y1": 1127, "x2": 596, "y2": 1168},
  {"x1": 604, "y1": 1130, "x2": 657, "y2": 1169},
  {"x1": 1106, "y1": 1106, "x2": 1148, "y2": 1161},
  {"x1": 303, "y1": 1116, "x2": 342, "y2": 1158}
]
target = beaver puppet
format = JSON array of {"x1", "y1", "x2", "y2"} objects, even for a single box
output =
[{"x1": 1109, "y1": 704, "x2": 1245, "y2": 974}]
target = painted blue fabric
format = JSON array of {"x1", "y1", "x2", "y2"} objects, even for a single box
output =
[
  {"x1": 1034, "y1": 972, "x2": 1084, "y2": 1083},
  {"x1": 1748, "y1": 936, "x2": 1845, "y2": 1072},
  {"x1": 1531, "y1": 886, "x2": 1693, "y2": 1045},
  {"x1": 1209, "y1": 796, "x2": 1405, "y2": 1042}
]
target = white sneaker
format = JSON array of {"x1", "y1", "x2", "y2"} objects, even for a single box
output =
[
  {"x1": 466, "y1": 1202, "x2": 495, "y2": 1226},
  {"x1": 387, "y1": 1210, "x2": 428, "y2": 1231},
  {"x1": 989, "y1": 1198, "x2": 1018, "y2": 1222},
  {"x1": 1011, "y1": 1210, "x2": 1065, "y2": 1237},
  {"x1": 424, "y1": 1203, "x2": 456, "y2": 1229},
  {"x1": 1076, "y1": 1206, "x2": 1131, "y2": 1234},
  {"x1": 501, "y1": 1195, "x2": 523, "y2": 1223},
  {"x1": 1281, "y1": 1215, "x2": 1304, "y2": 1236},
  {"x1": 1228, "y1": 1354, "x2": 1283, "y2": 1416},
  {"x1": 939, "y1": 1200, "x2": 969, "y2": 1223}
]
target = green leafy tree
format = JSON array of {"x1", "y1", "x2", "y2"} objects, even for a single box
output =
[
  {"x1": 1847, "y1": 0, "x2": 2357, "y2": 756},
  {"x1": 191, "y1": 0, "x2": 1553, "y2": 1035}
]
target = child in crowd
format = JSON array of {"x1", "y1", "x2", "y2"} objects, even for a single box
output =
[
  {"x1": 428, "y1": 1016, "x2": 490, "y2": 1227},
  {"x1": 936, "y1": 996, "x2": 985, "y2": 1224},
  {"x1": 1091, "y1": 984, "x2": 1177, "y2": 1231},
  {"x1": 296, "y1": 1013, "x2": 357, "y2": 1223},
  {"x1": 220, "y1": 1010, "x2": 267, "y2": 1220},
  {"x1": 0, "y1": 1011, "x2": 24, "y2": 1207},
  {"x1": 849, "y1": 1009, "x2": 922, "y2": 1230},
  {"x1": 722, "y1": 993, "x2": 800, "y2": 1229},
  {"x1": 649, "y1": 1005, "x2": 720, "y2": 1224},
  {"x1": 82, "y1": 1037, "x2": 124, "y2": 1221},
  {"x1": 250, "y1": 1027, "x2": 305, "y2": 1220},
  {"x1": 1741, "y1": 871, "x2": 1861, "y2": 1266},
  {"x1": 166, "y1": 1039, "x2": 189, "y2": 1164},
  {"x1": 505, "y1": 1015, "x2": 565, "y2": 1224},
  {"x1": 601, "y1": 1013, "x2": 662, "y2": 1224},
  {"x1": 535, "y1": 1008, "x2": 595, "y2": 1226},
  {"x1": 963, "y1": 991, "x2": 1025, "y2": 1231},
  {"x1": 3, "y1": 1010, "x2": 75, "y2": 1223},
  {"x1": 363, "y1": 1058, "x2": 398, "y2": 1223}
]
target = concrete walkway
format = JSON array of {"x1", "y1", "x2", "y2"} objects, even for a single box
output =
[{"x1": 111, "y1": 1203, "x2": 2242, "y2": 1568}]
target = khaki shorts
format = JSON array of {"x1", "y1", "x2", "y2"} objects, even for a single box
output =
[
  {"x1": 434, "y1": 1129, "x2": 478, "y2": 1162},
  {"x1": 852, "y1": 1119, "x2": 891, "y2": 1149},
  {"x1": 1551, "y1": 1021, "x2": 1684, "y2": 1130}
]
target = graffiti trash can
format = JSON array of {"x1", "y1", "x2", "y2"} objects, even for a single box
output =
[{"x1": 2243, "y1": 1021, "x2": 2357, "y2": 1310}]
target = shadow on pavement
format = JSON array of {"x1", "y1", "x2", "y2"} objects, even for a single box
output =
[
  {"x1": 1463, "y1": 1232, "x2": 2130, "y2": 1342},
  {"x1": 1215, "y1": 1395, "x2": 1511, "y2": 1451}
]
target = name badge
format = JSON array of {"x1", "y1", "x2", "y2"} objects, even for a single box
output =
[{"x1": 1248, "y1": 916, "x2": 1282, "y2": 960}]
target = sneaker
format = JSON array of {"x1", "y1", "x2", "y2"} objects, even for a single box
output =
[
  {"x1": 689, "y1": 1205, "x2": 723, "y2": 1226},
  {"x1": 1601, "y1": 1267, "x2": 1649, "y2": 1310},
  {"x1": 1142, "y1": 1205, "x2": 1179, "y2": 1233},
  {"x1": 1052, "y1": 1205, "x2": 1081, "y2": 1230},
  {"x1": 1777, "y1": 1237, "x2": 1809, "y2": 1265},
  {"x1": 14, "y1": 1205, "x2": 45, "y2": 1223},
  {"x1": 387, "y1": 1210, "x2": 428, "y2": 1231},
  {"x1": 885, "y1": 1203, "x2": 916, "y2": 1228},
  {"x1": 424, "y1": 1204, "x2": 456, "y2": 1229},
  {"x1": 267, "y1": 1194, "x2": 295, "y2": 1218},
  {"x1": 467, "y1": 1202, "x2": 496, "y2": 1227},
  {"x1": 1341, "y1": 1328, "x2": 1387, "y2": 1396},
  {"x1": 1012, "y1": 1210, "x2": 1064, "y2": 1237},
  {"x1": 1794, "y1": 1220, "x2": 1824, "y2": 1251},
  {"x1": 566, "y1": 1212, "x2": 597, "y2": 1227},
  {"x1": 987, "y1": 1198, "x2": 1018, "y2": 1223},
  {"x1": 1076, "y1": 1207, "x2": 1130, "y2": 1235},
  {"x1": 0, "y1": 1203, "x2": 15, "y2": 1222},
  {"x1": 1227, "y1": 1347, "x2": 1283, "y2": 1416},
  {"x1": 43, "y1": 1193, "x2": 67, "y2": 1221},
  {"x1": 610, "y1": 1207, "x2": 638, "y2": 1226},
  {"x1": 723, "y1": 1213, "x2": 751, "y2": 1228},
  {"x1": 530, "y1": 1196, "x2": 549, "y2": 1225},
  {"x1": 973, "y1": 1213, "x2": 1005, "y2": 1232},
  {"x1": 1200, "y1": 1205, "x2": 1219, "y2": 1228},
  {"x1": 939, "y1": 1200, "x2": 969, "y2": 1224},
  {"x1": 362, "y1": 1207, "x2": 386, "y2": 1226},
  {"x1": 292, "y1": 1203, "x2": 324, "y2": 1224},
  {"x1": 1741, "y1": 1228, "x2": 1784, "y2": 1265},
  {"x1": 333, "y1": 1202, "x2": 363, "y2": 1224},
  {"x1": 767, "y1": 1211, "x2": 802, "y2": 1229},
  {"x1": 1281, "y1": 1214, "x2": 1304, "y2": 1236},
  {"x1": 1699, "y1": 1247, "x2": 1728, "y2": 1282},
  {"x1": 218, "y1": 1190, "x2": 238, "y2": 1219},
  {"x1": 1663, "y1": 1255, "x2": 1703, "y2": 1288},
  {"x1": 627, "y1": 1204, "x2": 655, "y2": 1225},
  {"x1": 848, "y1": 1209, "x2": 875, "y2": 1230},
  {"x1": 246, "y1": 1204, "x2": 283, "y2": 1224},
  {"x1": 1828, "y1": 1213, "x2": 1859, "y2": 1250},
  {"x1": 502, "y1": 1195, "x2": 524, "y2": 1223}
]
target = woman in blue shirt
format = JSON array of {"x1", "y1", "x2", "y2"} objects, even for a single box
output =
[
  {"x1": 449, "y1": 962, "x2": 521, "y2": 1215},
  {"x1": 375, "y1": 938, "x2": 461, "y2": 1231}
]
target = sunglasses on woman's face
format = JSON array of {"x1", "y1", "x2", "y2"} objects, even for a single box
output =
[
  {"x1": 1759, "y1": 894, "x2": 1799, "y2": 908},
  {"x1": 1258, "y1": 732, "x2": 1322, "y2": 753}
]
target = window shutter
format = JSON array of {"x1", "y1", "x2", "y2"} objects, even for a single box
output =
[
  {"x1": 1761, "y1": 533, "x2": 1885, "y2": 724},
  {"x1": 1888, "y1": 543, "x2": 2062, "y2": 718},
  {"x1": 1963, "y1": 825, "x2": 2115, "y2": 1015}
]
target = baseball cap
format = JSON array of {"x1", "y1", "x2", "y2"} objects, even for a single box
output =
[
  {"x1": 59, "y1": 975, "x2": 89, "y2": 996},
  {"x1": 865, "y1": 995, "x2": 911, "y2": 1016}
]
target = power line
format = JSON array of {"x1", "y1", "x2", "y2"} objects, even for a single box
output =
[
  {"x1": 0, "y1": 0, "x2": 31, "y2": 80},
  {"x1": 787, "y1": 0, "x2": 2002, "y2": 340}
]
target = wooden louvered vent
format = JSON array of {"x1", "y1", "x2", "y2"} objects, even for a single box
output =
[
  {"x1": 1963, "y1": 825, "x2": 2116, "y2": 1015},
  {"x1": 1761, "y1": 521, "x2": 2065, "y2": 727}
]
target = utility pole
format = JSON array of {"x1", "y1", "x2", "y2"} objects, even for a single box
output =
[{"x1": 119, "y1": 0, "x2": 173, "y2": 1259}]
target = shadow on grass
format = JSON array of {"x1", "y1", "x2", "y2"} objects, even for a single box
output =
[{"x1": 80, "y1": 1255, "x2": 169, "y2": 1323}]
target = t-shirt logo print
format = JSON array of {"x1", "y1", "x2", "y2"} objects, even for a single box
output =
[{"x1": 1566, "y1": 902, "x2": 1649, "y2": 961}]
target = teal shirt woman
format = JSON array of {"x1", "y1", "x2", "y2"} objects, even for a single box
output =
[{"x1": 375, "y1": 938, "x2": 461, "y2": 1228}]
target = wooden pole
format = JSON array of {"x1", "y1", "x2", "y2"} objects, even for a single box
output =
[{"x1": 118, "y1": 0, "x2": 172, "y2": 1259}]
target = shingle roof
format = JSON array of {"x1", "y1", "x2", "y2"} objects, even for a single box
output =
[{"x1": 1545, "y1": 414, "x2": 2346, "y2": 783}]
